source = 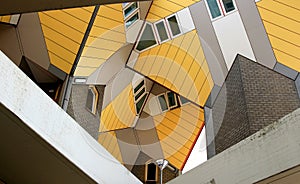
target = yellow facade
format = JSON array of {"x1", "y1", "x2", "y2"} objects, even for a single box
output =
[
  {"x1": 146, "y1": 0, "x2": 200, "y2": 22},
  {"x1": 134, "y1": 30, "x2": 214, "y2": 107},
  {"x1": 99, "y1": 84, "x2": 136, "y2": 132},
  {"x1": 153, "y1": 103, "x2": 204, "y2": 169},
  {"x1": 39, "y1": 7, "x2": 92, "y2": 74},
  {"x1": 98, "y1": 131, "x2": 123, "y2": 163},
  {"x1": 0, "y1": 15, "x2": 12, "y2": 23},
  {"x1": 257, "y1": 0, "x2": 300, "y2": 71},
  {"x1": 74, "y1": 4, "x2": 126, "y2": 76}
]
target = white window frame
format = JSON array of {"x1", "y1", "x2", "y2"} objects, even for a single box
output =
[
  {"x1": 154, "y1": 19, "x2": 171, "y2": 44},
  {"x1": 134, "y1": 22, "x2": 159, "y2": 53},
  {"x1": 165, "y1": 13, "x2": 183, "y2": 39}
]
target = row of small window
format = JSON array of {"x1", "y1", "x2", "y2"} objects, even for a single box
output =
[
  {"x1": 133, "y1": 79, "x2": 148, "y2": 115},
  {"x1": 122, "y1": 2, "x2": 140, "y2": 29},
  {"x1": 205, "y1": 0, "x2": 236, "y2": 20},
  {"x1": 158, "y1": 91, "x2": 189, "y2": 112},
  {"x1": 135, "y1": 13, "x2": 182, "y2": 52}
]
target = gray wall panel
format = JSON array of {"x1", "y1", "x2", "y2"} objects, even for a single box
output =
[
  {"x1": 189, "y1": 2, "x2": 228, "y2": 86},
  {"x1": 236, "y1": 0, "x2": 277, "y2": 69}
]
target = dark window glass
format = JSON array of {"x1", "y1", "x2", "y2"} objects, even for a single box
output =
[
  {"x1": 167, "y1": 92, "x2": 177, "y2": 107},
  {"x1": 158, "y1": 94, "x2": 168, "y2": 111},
  {"x1": 147, "y1": 163, "x2": 157, "y2": 181},
  {"x1": 207, "y1": 0, "x2": 221, "y2": 18},
  {"x1": 124, "y1": 2, "x2": 138, "y2": 18},
  {"x1": 136, "y1": 24, "x2": 157, "y2": 51},
  {"x1": 125, "y1": 12, "x2": 139, "y2": 28},
  {"x1": 156, "y1": 21, "x2": 169, "y2": 42},
  {"x1": 222, "y1": 0, "x2": 235, "y2": 13},
  {"x1": 134, "y1": 80, "x2": 144, "y2": 93},
  {"x1": 136, "y1": 93, "x2": 147, "y2": 114},
  {"x1": 179, "y1": 96, "x2": 189, "y2": 105},
  {"x1": 135, "y1": 87, "x2": 145, "y2": 101},
  {"x1": 167, "y1": 15, "x2": 181, "y2": 36}
]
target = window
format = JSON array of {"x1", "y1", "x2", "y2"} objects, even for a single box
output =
[
  {"x1": 145, "y1": 163, "x2": 157, "y2": 182},
  {"x1": 158, "y1": 94, "x2": 169, "y2": 112},
  {"x1": 167, "y1": 91, "x2": 178, "y2": 109},
  {"x1": 123, "y1": 2, "x2": 139, "y2": 29},
  {"x1": 133, "y1": 79, "x2": 148, "y2": 115},
  {"x1": 136, "y1": 23, "x2": 157, "y2": 52},
  {"x1": 158, "y1": 92, "x2": 181, "y2": 112},
  {"x1": 166, "y1": 14, "x2": 181, "y2": 37},
  {"x1": 86, "y1": 86, "x2": 98, "y2": 115},
  {"x1": 125, "y1": 12, "x2": 139, "y2": 28},
  {"x1": 179, "y1": 95, "x2": 189, "y2": 106},
  {"x1": 123, "y1": 2, "x2": 138, "y2": 19},
  {"x1": 206, "y1": 0, "x2": 236, "y2": 19},
  {"x1": 206, "y1": 0, "x2": 222, "y2": 19},
  {"x1": 154, "y1": 20, "x2": 170, "y2": 43}
]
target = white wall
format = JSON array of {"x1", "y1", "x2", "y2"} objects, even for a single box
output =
[
  {"x1": 213, "y1": 11, "x2": 256, "y2": 70},
  {"x1": 0, "y1": 51, "x2": 141, "y2": 184}
]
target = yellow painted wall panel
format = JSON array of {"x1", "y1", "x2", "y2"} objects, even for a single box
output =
[
  {"x1": 258, "y1": 7, "x2": 299, "y2": 34},
  {"x1": 93, "y1": 17, "x2": 123, "y2": 30},
  {"x1": 268, "y1": 35, "x2": 300, "y2": 60},
  {"x1": 275, "y1": 0, "x2": 300, "y2": 8},
  {"x1": 63, "y1": 8, "x2": 92, "y2": 21},
  {"x1": 258, "y1": 0, "x2": 300, "y2": 21},
  {"x1": 197, "y1": 78, "x2": 213, "y2": 106},
  {"x1": 74, "y1": 66, "x2": 97, "y2": 76},
  {"x1": 85, "y1": 37, "x2": 124, "y2": 50},
  {"x1": 263, "y1": 22, "x2": 300, "y2": 48},
  {"x1": 48, "y1": 53, "x2": 72, "y2": 73},
  {"x1": 148, "y1": 5, "x2": 172, "y2": 19},
  {"x1": 39, "y1": 13, "x2": 84, "y2": 42},
  {"x1": 274, "y1": 49, "x2": 300, "y2": 72},
  {"x1": 0, "y1": 16, "x2": 11, "y2": 23},
  {"x1": 77, "y1": 57, "x2": 106, "y2": 68},
  {"x1": 178, "y1": 32, "x2": 195, "y2": 52},
  {"x1": 43, "y1": 11, "x2": 88, "y2": 32},
  {"x1": 99, "y1": 6, "x2": 123, "y2": 21},
  {"x1": 44, "y1": 38, "x2": 76, "y2": 63},
  {"x1": 180, "y1": 76, "x2": 194, "y2": 95},
  {"x1": 158, "y1": 58, "x2": 173, "y2": 79},
  {"x1": 153, "y1": 0, "x2": 183, "y2": 12},
  {"x1": 189, "y1": 61, "x2": 201, "y2": 80},
  {"x1": 81, "y1": 47, "x2": 114, "y2": 59},
  {"x1": 41, "y1": 25, "x2": 80, "y2": 52}
]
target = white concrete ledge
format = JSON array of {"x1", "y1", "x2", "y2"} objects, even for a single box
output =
[
  {"x1": 169, "y1": 107, "x2": 300, "y2": 184},
  {"x1": 0, "y1": 51, "x2": 141, "y2": 184}
]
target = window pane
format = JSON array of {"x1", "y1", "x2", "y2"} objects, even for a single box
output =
[
  {"x1": 222, "y1": 0, "x2": 235, "y2": 13},
  {"x1": 124, "y1": 2, "x2": 138, "y2": 18},
  {"x1": 125, "y1": 13, "x2": 139, "y2": 28},
  {"x1": 147, "y1": 163, "x2": 157, "y2": 181},
  {"x1": 167, "y1": 15, "x2": 181, "y2": 36},
  {"x1": 122, "y1": 3, "x2": 129, "y2": 8},
  {"x1": 136, "y1": 24, "x2": 157, "y2": 51},
  {"x1": 136, "y1": 93, "x2": 147, "y2": 114},
  {"x1": 134, "y1": 80, "x2": 144, "y2": 93},
  {"x1": 155, "y1": 21, "x2": 169, "y2": 42},
  {"x1": 207, "y1": 0, "x2": 221, "y2": 18},
  {"x1": 167, "y1": 92, "x2": 177, "y2": 107},
  {"x1": 179, "y1": 96, "x2": 189, "y2": 105},
  {"x1": 135, "y1": 87, "x2": 145, "y2": 101},
  {"x1": 158, "y1": 94, "x2": 168, "y2": 111}
]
